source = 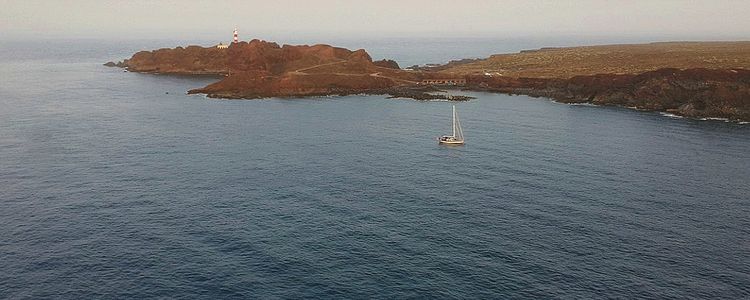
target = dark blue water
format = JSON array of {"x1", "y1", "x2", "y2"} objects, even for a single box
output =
[{"x1": 1, "y1": 39, "x2": 749, "y2": 299}]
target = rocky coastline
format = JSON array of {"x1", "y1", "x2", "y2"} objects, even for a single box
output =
[
  {"x1": 465, "y1": 68, "x2": 750, "y2": 122},
  {"x1": 107, "y1": 41, "x2": 750, "y2": 122}
]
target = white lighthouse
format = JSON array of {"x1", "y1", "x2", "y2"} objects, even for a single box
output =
[{"x1": 233, "y1": 27, "x2": 238, "y2": 44}]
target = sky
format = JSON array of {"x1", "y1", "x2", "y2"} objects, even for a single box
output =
[{"x1": 2, "y1": 0, "x2": 750, "y2": 40}]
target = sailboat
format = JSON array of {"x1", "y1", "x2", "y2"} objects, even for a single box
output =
[{"x1": 438, "y1": 105, "x2": 465, "y2": 145}]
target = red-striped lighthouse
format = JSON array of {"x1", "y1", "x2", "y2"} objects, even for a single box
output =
[{"x1": 233, "y1": 28, "x2": 238, "y2": 44}]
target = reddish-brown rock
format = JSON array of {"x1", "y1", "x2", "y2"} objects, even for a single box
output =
[
  {"x1": 124, "y1": 45, "x2": 229, "y2": 74},
  {"x1": 193, "y1": 41, "x2": 430, "y2": 97},
  {"x1": 119, "y1": 40, "x2": 432, "y2": 98},
  {"x1": 192, "y1": 72, "x2": 397, "y2": 98},
  {"x1": 113, "y1": 40, "x2": 750, "y2": 121},
  {"x1": 373, "y1": 59, "x2": 400, "y2": 69}
]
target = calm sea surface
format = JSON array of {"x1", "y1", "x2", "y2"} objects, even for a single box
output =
[{"x1": 1, "y1": 39, "x2": 749, "y2": 299}]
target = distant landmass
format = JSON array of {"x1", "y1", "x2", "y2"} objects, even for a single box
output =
[{"x1": 107, "y1": 41, "x2": 750, "y2": 121}]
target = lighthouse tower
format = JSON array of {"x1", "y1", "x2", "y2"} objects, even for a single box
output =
[{"x1": 233, "y1": 28, "x2": 238, "y2": 44}]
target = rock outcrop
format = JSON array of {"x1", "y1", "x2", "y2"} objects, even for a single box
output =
[
  {"x1": 114, "y1": 40, "x2": 440, "y2": 99},
  {"x1": 188, "y1": 40, "x2": 432, "y2": 98},
  {"x1": 373, "y1": 59, "x2": 400, "y2": 69},
  {"x1": 122, "y1": 45, "x2": 230, "y2": 74},
  {"x1": 103, "y1": 61, "x2": 127, "y2": 68}
]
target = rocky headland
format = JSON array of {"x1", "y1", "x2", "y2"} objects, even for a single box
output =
[
  {"x1": 108, "y1": 40, "x2": 458, "y2": 100},
  {"x1": 108, "y1": 41, "x2": 750, "y2": 121}
]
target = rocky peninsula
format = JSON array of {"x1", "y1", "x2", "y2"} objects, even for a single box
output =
[
  {"x1": 108, "y1": 40, "x2": 464, "y2": 101},
  {"x1": 108, "y1": 41, "x2": 750, "y2": 121}
]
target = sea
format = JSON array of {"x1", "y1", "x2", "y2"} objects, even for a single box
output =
[{"x1": 1, "y1": 37, "x2": 749, "y2": 299}]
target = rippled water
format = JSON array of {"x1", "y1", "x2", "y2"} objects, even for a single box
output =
[{"x1": 1, "y1": 40, "x2": 749, "y2": 299}]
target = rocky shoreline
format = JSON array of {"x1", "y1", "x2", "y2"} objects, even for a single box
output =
[
  {"x1": 107, "y1": 41, "x2": 750, "y2": 122},
  {"x1": 189, "y1": 87, "x2": 473, "y2": 101},
  {"x1": 464, "y1": 68, "x2": 750, "y2": 122}
]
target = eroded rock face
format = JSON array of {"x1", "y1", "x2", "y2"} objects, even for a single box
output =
[
  {"x1": 190, "y1": 72, "x2": 397, "y2": 98},
  {"x1": 468, "y1": 68, "x2": 750, "y2": 121},
  {"x1": 224, "y1": 41, "x2": 368, "y2": 74},
  {"x1": 373, "y1": 59, "x2": 400, "y2": 69}
]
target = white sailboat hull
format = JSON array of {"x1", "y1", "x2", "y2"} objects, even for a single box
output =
[{"x1": 438, "y1": 136, "x2": 464, "y2": 145}]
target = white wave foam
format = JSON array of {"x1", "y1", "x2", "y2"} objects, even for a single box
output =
[
  {"x1": 659, "y1": 112, "x2": 684, "y2": 119},
  {"x1": 697, "y1": 117, "x2": 731, "y2": 122},
  {"x1": 703, "y1": 117, "x2": 730, "y2": 122},
  {"x1": 568, "y1": 102, "x2": 598, "y2": 106},
  {"x1": 389, "y1": 97, "x2": 450, "y2": 102}
]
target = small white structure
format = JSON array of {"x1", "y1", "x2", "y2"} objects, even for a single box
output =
[
  {"x1": 216, "y1": 42, "x2": 229, "y2": 49},
  {"x1": 420, "y1": 78, "x2": 466, "y2": 86}
]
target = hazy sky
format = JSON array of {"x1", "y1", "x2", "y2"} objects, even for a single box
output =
[{"x1": 2, "y1": 0, "x2": 750, "y2": 40}]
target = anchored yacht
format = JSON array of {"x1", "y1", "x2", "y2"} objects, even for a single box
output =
[{"x1": 438, "y1": 105, "x2": 465, "y2": 145}]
